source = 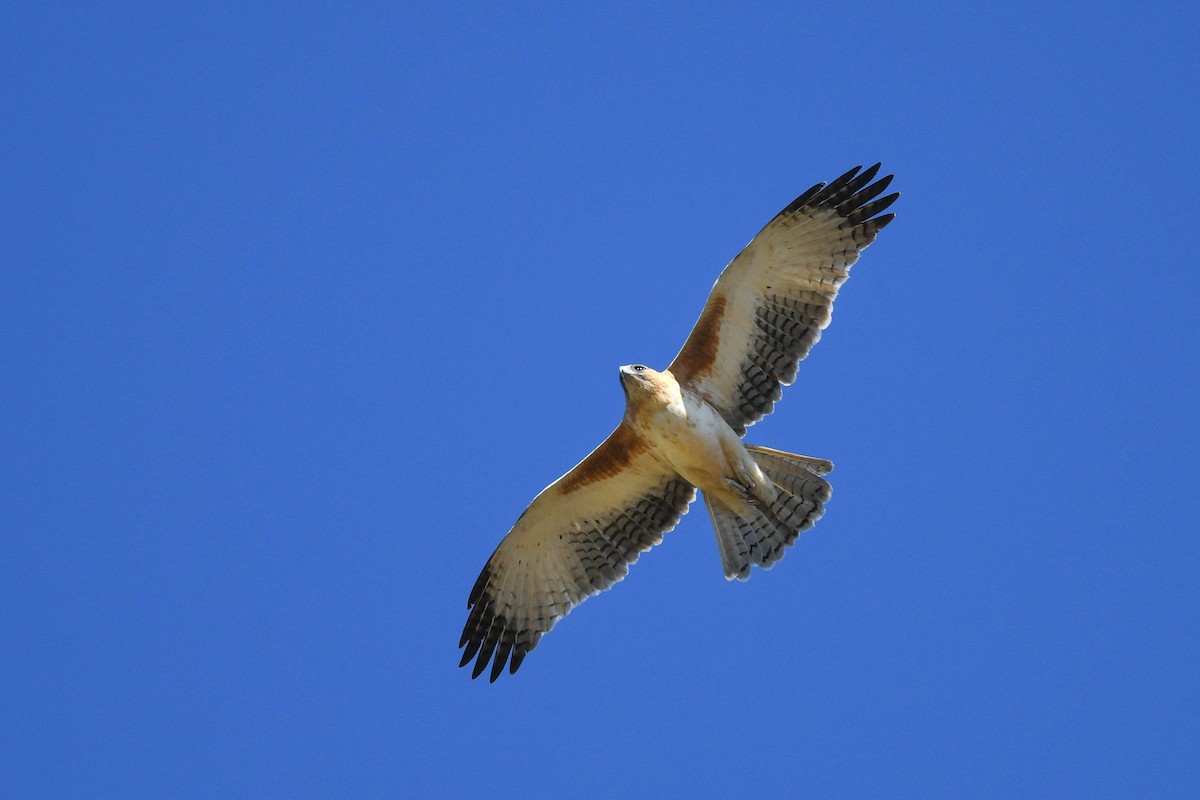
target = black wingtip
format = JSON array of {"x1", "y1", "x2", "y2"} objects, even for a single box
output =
[
  {"x1": 872, "y1": 212, "x2": 897, "y2": 231},
  {"x1": 459, "y1": 636, "x2": 481, "y2": 668},
  {"x1": 848, "y1": 191, "x2": 900, "y2": 225},
  {"x1": 778, "y1": 181, "x2": 826, "y2": 218},
  {"x1": 490, "y1": 640, "x2": 513, "y2": 682},
  {"x1": 857, "y1": 162, "x2": 882, "y2": 185},
  {"x1": 834, "y1": 164, "x2": 864, "y2": 184},
  {"x1": 470, "y1": 649, "x2": 492, "y2": 680},
  {"x1": 846, "y1": 172, "x2": 893, "y2": 208},
  {"x1": 780, "y1": 164, "x2": 895, "y2": 218}
]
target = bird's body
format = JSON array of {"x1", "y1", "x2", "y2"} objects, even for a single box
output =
[
  {"x1": 460, "y1": 164, "x2": 899, "y2": 681},
  {"x1": 620, "y1": 365, "x2": 757, "y2": 506}
]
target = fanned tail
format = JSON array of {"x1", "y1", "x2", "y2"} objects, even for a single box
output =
[{"x1": 704, "y1": 446, "x2": 833, "y2": 580}]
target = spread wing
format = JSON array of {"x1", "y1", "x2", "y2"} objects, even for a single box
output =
[
  {"x1": 669, "y1": 164, "x2": 899, "y2": 435},
  {"x1": 459, "y1": 423, "x2": 695, "y2": 681}
]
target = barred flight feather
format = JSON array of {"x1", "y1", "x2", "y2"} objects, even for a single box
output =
[
  {"x1": 670, "y1": 163, "x2": 897, "y2": 434},
  {"x1": 460, "y1": 430, "x2": 695, "y2": 680}
]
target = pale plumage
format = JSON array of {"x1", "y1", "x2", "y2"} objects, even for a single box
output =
[{"x1": 460, "y1": 164, "x2": 898, "y2": 681}]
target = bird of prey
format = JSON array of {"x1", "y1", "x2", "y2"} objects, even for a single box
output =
[{"x1": 460, "y1": 164, "x2": 898, "y2": 681}]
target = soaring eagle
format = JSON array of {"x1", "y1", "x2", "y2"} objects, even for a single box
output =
[{"x1": 460, "y1": 164, "x2": 899, "y2": 681}]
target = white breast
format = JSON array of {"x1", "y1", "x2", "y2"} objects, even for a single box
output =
[{"x1": 635, "y1": 388, "x2": 746, "y2": 492}]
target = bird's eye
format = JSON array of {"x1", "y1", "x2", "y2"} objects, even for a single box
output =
[{"x1": 633, "y1": 365, "x2": 646, "y2": 372}]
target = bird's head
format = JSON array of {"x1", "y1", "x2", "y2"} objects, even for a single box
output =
[
  {"x1": 618, "y1": 364, "x2": 678, "y2": 409},
  {"x1": 618, "y1": 363, "x2": 655, "y2": 392}
]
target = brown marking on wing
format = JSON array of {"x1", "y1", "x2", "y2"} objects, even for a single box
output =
[
  {"x1": 669, "y1": 291, "x2": 726, "y2": 384},
  {"x1": 558, "y1": 424, "x2": 647, "y2": 494}
]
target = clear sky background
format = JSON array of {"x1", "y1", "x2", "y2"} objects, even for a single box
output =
[{"x1": 4, "y1": 2, "x2": 1199, "y2": 797}]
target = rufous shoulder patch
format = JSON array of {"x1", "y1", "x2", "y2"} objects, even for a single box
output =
[
  {"x1": 669, "y1": 292, "x2": 726, "y2": 382},
  {"x1": 559, "y1": 424, "x2": 646, "y2": 494}
]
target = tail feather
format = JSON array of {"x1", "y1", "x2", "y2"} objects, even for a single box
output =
[
  {"x1": 705, "y1": 446, "x2": 833, "y2": 580},
  {"x1": 745, "y1": 444, "x2": 833, "y2": 479}
]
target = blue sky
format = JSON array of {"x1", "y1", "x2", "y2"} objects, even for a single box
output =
[{"x1": 4, "y1": 2, "x2": 1198, "y2": 797}]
